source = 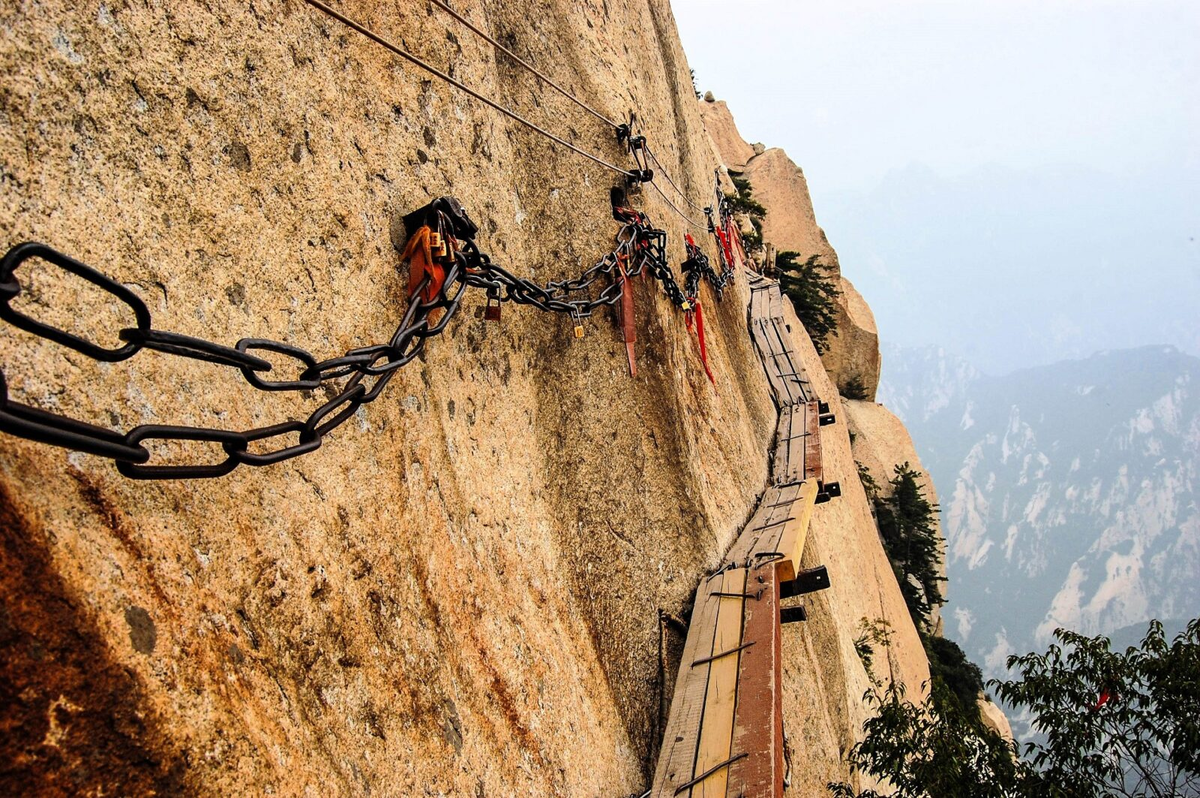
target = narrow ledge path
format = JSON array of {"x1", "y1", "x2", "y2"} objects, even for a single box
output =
[{"x1": 651, "y1": 275, "x2": 839, "y2": 798}]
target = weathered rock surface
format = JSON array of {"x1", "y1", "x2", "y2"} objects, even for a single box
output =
[
  {"x1": 978, "y1": 696, "x2": 1015, "y2": 744},
  {"x1": 698, "y1": 98, "x2": 757, "y2": 173},
  {"x1": 742, "y1": 148, "x2": 840, "y2": 274},
  {"x1": 739, "y1": 148, "x2": 880, "y2": 400},
  {"x1": 826, "y1": 276, "x2": 882, "y2": 401},
  {"x1": 846, "y1": 399, "x2": 946, "y2": 635},
  {"x1": 0, "y1": 2, "x2": 929, "y2": 795}
]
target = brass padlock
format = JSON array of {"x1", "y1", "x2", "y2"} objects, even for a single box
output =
[
  {"x1": 430, "y1": 231, "x2": 448, "y2": 258},
  {"x1": 573, "y1": 323, "x2": 585, "y2": 339}
]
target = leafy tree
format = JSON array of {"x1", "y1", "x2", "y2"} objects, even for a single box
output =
[
  {"x1": 873, "y1": 463, "x2": 945, "y2": 630},
  {"x1": 994, "y1": 620, "x2": 1200, "y2": 798},
  {"x1": 777, "y1": 252, "x2": 841, "y2": 354},
  {"x1": 831, "y1": 620, "x2": 1023, "y2": 798},
  {"x1": 829, "y1": 619, "x2": 1200, "y2": 798},
  {"x1": 691, "y1": 69, "x2": 701, "y2": 99},
  {"x1": 924, "y1": 633, "x2": 984, "y2": 715}
]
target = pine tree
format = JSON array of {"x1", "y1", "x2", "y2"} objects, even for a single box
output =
[
  {"x1": 874, "y1": 463, "x2": 945, "y2": 629},
  {"x1": 776, "y1": 252, "x2": 841, "y2": 354}
]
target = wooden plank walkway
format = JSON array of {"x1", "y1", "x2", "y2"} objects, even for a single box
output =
[{"x1": 651, "y1": 275, "x2": 830, "y2": 797}]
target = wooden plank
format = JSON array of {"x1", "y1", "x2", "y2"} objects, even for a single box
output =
[
  {"x1": 652, "y1": 575, "x2": 724, "y2": 797},
  {"x1": 771, "y1": 480, "x2": 818, "y2": 583},
  {"x1": 749, "y1": 283, "x2": 794, "y2": 409},
  {"x1": 772, "y1": 406, "x2": 801, "y2": 484},
  {"x1": 725, "y1": 484, "x2": 800, "y2": 566},
  {"x1": 692, "y1": 568, "x2": 748, "y2": 798},
  {"x1": 805, "y1": 400, "x2": 823, "y2": 483},
  {"x1": 774, "y1": 402, "x2": 807, "y2": 485},
  {"x1": 727, "y1": 564, "x2": 783, "y2": 798}
]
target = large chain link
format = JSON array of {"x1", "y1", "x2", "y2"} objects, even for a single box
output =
[
  {"x1": 0, "y1": 240, "x2": 470, "y2": 478},
  {"x1": 0, "y1": 198, "x2": 712, "y2": 479}
]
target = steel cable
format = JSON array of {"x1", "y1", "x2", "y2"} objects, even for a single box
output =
[
  {"x1": 302, "y1": 0, "x2": 635, "y2": 178},
  {"x1": 429, "y1": 0, "x2": 623, "y2": 131},
  {"x1": 645, "y1": 144, "x2": 711, "y2": 214},
  {"x1": 647, "y1": 179, "x2": 707, "y2": 230}
]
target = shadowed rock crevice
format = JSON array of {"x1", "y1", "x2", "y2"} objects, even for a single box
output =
[{"x1": 0, "y1": 484, "x2": 190, "y2": 796}]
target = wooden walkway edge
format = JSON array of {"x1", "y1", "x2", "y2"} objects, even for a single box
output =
[{"x1": 651, "y1": 276, "x2": 831, "y2": 798}]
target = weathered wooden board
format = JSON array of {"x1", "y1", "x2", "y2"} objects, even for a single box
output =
[
  {"x1": 749, "y1": 281, "x2": 811, "y2": 408},
  {"x1": 805, "y1": 400, "x2": 823, "y2": 484},
  {"x1": 652, "y1": 571, "x2": 724, "y2": 797},
  {"x1": 770, "y1": 480, "x2": 818, "y2": 584},
  {"x1": 693, "y1": 568, "x2": 748, "y2": 798},
  {"x1": 727, "y1": 564, "x2": 783, "y2": 798}
]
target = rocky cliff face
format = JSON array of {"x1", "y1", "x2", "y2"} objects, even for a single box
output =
[
  {"x1": 1, "y1": 3, "x2": 930, "y2": 795},
  {"x1": 706, "y1": 106, "x2": 881, "y2": 401},
  {"x1": 845, "y1": 399, "x2": 946, "y2": 636}
]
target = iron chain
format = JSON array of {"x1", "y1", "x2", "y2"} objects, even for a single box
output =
[{"x1": 0, "y1": 199, "x2": 722, "y2": 479}]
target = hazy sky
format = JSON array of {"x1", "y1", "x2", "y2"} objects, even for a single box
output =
[
  {"x1": 674, "y1": 0, "x2": 1198, "y2": 194},
  {"x1": 673, "y1": 0, "x2": 1199, "y2": 372}
]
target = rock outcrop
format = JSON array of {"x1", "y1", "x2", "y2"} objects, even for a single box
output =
[
  {"x1": 826, "y1": 277, "x2": 881, "y2": 401},
  {"x1": 1, "y1": 2, "x2": 932, "y2": 795},
  {"x1": 698, "y1": 97, "x2": 757, "y2": 173},
  {"x1": 978, "y1": 696, "x2": 1015, "y2": 744},
  {"x1": 717, "y1": 136, "x2": 881, "y2": 400},
  {"x1": 742, "y1": 148, "x2": 841, "y2": 273}
]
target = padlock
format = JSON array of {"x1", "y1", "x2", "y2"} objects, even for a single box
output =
[
  {"x1": 573, "y1": 323, "x2": 585, "y2": 339},
  {"x1": 483, "y1": 287, "x2": 501, "y2": 321}
]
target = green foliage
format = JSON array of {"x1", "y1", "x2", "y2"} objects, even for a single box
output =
[
  {"x1": 854, "y1": 617, "x2": 894, "y2": 678},
  {"x1": 841, "y1": 375, "x2": 869, "y2": 400},
  {"x1": 924, "y1": 633, "x2": 984, "y2": 715},
  {"x1": 829, "y1": 619, "x2": 1200, "y2": 798},
  {"x1": 993, "y1": 619, "x2": 1200, "y2": 797},
  {"x1": 856, "y1": 460, "x2": 878, "y2": 501},
  {"x1": 690, "y1": 69, "x2": 701, "y2": 99},
  {"x1": 777, "y1": 252, "x2": 841, "y2": 354},
  {"x1": 727, "y1": 175, "x2": 768, "y2": 218},
  {"x1": 832, "y1": 619, "x2": 1022, "y2": 798},
  {"x1": 724, "y1": 176, "x2": 766, "y2": 256},
  {"x1": 829, "y1": 680, "x2": 1024, "y2": 798},
  {"x1": 873, "y1": 463, "x2": 945, "y2": 630}
]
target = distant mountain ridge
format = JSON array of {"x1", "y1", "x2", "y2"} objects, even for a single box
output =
[{"x1": 880, "y1": 344, "x2": 1200, "y2": 686}]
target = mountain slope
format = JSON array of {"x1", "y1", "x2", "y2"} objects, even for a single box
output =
[{"x1": 882, "y1": 345, "x2": 1200, "y2": 683}]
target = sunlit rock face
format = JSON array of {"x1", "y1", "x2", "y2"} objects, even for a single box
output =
[{"x1": 0, "y1": 2, "x2": 930, "y2": 795}]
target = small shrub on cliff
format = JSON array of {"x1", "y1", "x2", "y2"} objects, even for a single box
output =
[
  {"x1": 924, "y1": 633, "x2": 984, "y2": 715},
  {"x1": 726, "y1": 175, "x2": 766, "y2": 256},
  {"x1": 874, "y1": 463, "x2": 945, "y2": 631},
  {"x1": 841, "y1": 375, "x2": 869, "y2": 400},
  {"x1": 777, "y1": 252, "x2": 841, "y2": 354}
]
